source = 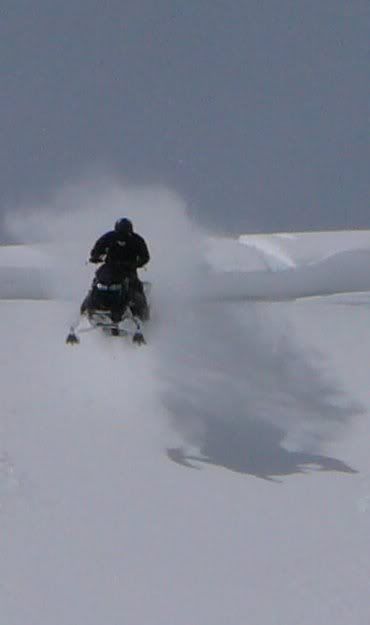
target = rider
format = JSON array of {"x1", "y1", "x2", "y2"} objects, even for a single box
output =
[{"x1": 81, "y1": 218, "x2": 150, "y2": 320}]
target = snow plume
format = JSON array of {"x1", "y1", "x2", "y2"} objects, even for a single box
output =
[
  {"x1": 4, "y1": 178, "x2": 361, "y2": 472},
  {"x1": 3, "y1": 177, "x2": 203, "y2": 306}
]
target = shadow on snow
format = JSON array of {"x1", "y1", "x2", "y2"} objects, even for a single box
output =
[
  {"x1": 167, "y1": 419, "x2": 357, "y2": 482},
  {"x1": 161, "y1": 301, "x2": 361, "y2": 481}
]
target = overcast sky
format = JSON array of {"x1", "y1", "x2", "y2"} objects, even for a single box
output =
[{"x1": 1, "y1": 0, "x2": 369, "y2": 236}]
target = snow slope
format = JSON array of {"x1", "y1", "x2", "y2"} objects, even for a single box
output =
[{"x1": 1, "y1": 186, "x2": 370, "y2": 625}]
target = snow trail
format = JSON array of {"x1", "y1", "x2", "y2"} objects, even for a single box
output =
[{"x1": 3, "y1": 179, "x2": 361, "y2": 457}]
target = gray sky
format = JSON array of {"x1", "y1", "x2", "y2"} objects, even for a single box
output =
[{"x1": 1, "y1": 0, "x2": 369, "y2": 236}]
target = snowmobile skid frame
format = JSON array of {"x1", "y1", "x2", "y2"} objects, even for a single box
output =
[
  {"x1": 66, "y1": 268, "x2": 150, "y2": 346},
  {"x1": 66, "y1": 306, "x2": 146, "y2": 346}
]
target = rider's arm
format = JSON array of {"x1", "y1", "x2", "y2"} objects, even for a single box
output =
[
  {"x1": 89, "y1": 232, "x2": 114, "y2": 262},
  {"x1": 135, "y1": 236, "x2": 150, "y2": 268}
]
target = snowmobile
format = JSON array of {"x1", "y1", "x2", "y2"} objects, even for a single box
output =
[{"x1": 66, "y1": 262, "x2": 150, "y2": 346}]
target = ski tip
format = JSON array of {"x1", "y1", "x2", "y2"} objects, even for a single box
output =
[
  {"x1": 132, "y1": 332, "x2": 146, "y2": 346},
  {"x1": 65, "y1": 332, "x2": 80, "y2": 345}
]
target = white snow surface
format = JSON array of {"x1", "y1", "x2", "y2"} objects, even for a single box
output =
[{"x1": 1, "y1": 183, "x2": 370, "y2": 625}]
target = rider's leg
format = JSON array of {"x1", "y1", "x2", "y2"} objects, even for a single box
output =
[
  {"x1": 132, "y1": 291, "x2": 150, "y2": 321},
  {"x1": 129, "y1": 277, "x2": 150, "y2": 321}
]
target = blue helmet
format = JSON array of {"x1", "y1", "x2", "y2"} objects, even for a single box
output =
[{"x1": 114, "y1": 218, "x2": 133, "y2": 237}]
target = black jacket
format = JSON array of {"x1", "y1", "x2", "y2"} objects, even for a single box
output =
[{"x1": 90, "y1": 231, "x2": 150, "y2": 269}]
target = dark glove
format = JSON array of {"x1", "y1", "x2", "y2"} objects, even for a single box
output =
[
  {"x1": 89, "y1": 255, "x2": 104, "y2": 264},
  {"x1": 135, "y1": 255, "x2": 148, "y2": 269}
]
